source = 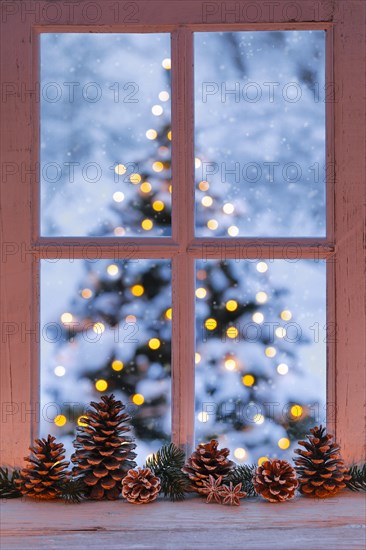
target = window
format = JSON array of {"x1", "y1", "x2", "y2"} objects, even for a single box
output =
[{"x1": 1, "y1": 0, "x2": 365, "y2": 469}]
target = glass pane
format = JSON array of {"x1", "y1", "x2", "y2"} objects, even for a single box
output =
[
  {"x1": 41, "y1": 259, "x2": 172, "y2": 464},
  {"x1": 41, "y1": 34, "x2": 171, "y2": 237},
  {"x1": 195, "y1": 259, "x2": 326, "y2": 464},
  {"x1": 195, "y1": 31, "x2": 326, "y2": 237}
]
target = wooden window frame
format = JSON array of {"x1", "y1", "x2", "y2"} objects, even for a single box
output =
[{"x1": 1, "y1": 0, "x2": 365, "y2": 467}]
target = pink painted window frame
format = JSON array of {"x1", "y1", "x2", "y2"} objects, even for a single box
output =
[{"x1": 0, "y1": 0, "x2": 365, "y2": 466}]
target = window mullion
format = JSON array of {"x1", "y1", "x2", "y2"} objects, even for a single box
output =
[{"x1": 171, "y1": 27, "x2": 195, "y2": 454}]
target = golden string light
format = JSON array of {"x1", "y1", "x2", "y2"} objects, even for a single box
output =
[
  {"x1": 278, "y1": 438, "x2": 291, "y2": 450},
  {"x1": 152, "y1": 200, "x2": 164, "y2": 212},
  {"x1": 225, "y1": 299, "x2": 238, "y2": 312},
  {"x1": 95, "y1": 379, "x2": 108, "y2": 392},
  {"x1": 207, "y1": 219, "x2": 218, "y2": 230},
  {"x1": 204, "y1": 318, "x2": 217, "y2": 330},
  {"x1": 130, "y1": 173, "x2": 142, "y2": 184},
  {"x1": 226, "y1": 326, "x2": 238, "y2": 339},
  {"x1": 152, "y1": 161, "x2": 164, "y2": 172},
  {"x1": 131, "y1": 284, "x2": 144, "y2": 297},
  {"x1": 242, "y1": 374, "x2": 255, "y2": 387},
  {"x1": 198, "y1": 180, "x2": 209, "y2": 191},
  {"x1": 140, "y1": 181, "x2": 152, "y2": 193},
  {"x1": 291, "y1": 404, "x2": 303, "y2": 418},
  {"x1": 141, "y1": 219, "x2": 153, "y2": 230},
  {"x1": 148, "y1": 338, "x2": 161, "y2": 350},
  {"x1": 132, "y1": 394, "x2": 145, "y2": 406},
  {"x1": 112, "y1": 360, "x2": 124, "y2": 372},
  {"x1": 280, "y1": 309, "x2": 292, "y2": 321},
  {"x1": 54, "y1": 414, "x2": 67, "y2": 427}
]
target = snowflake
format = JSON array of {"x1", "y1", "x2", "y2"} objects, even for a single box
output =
[
  {"x1": 219, "y1": 482, "x2": 247, "y2": 506},
  {"x1": 198, "y1": 475, "x2": 223, "y2": 504}
]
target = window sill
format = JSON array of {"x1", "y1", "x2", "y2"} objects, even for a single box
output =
[{"x1": 2, "y1": 492, "x2": 365, "y2": 549}]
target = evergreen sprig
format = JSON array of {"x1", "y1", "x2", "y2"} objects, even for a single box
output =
[
  {"x1": 57, "y1": 477, "x2": 87, "y2": 503},
  {"x1": 145, "y1": 443, "x2": 189, "y2": 501},
  {"x1": 225, "y1": 464, "x2": 256, "y2": 497},
  {"x1": 0, "y1": 467, "x2": 22, "y2": 499},
  {"x1": 346, "y1": 463, "x2": 366, "y2": 492}
]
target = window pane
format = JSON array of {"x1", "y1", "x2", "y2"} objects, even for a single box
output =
[
  {"x1": 40, "y1": 259, "x2": 172, "y2": 463},
  {"x1": 195, "y1": 259, "x2": 326, "y2": 464},
  {"x1": 40, "y1": 34, "x2": 171, "y2": 237},
  {"x1": 195, "y1": 31, "x2": 326, "y2": 237}
]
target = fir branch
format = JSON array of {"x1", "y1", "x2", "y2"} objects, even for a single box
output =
[
  {"x1": 346, "y1": 463, "x2": 366, "y2": 492},
  {"x1": 145, "y1": 443, "x2": 189, "y2": 501},
  {"x1": 225, "y1": 464, "x2": 256, "y2": 497},
  {"x1": 57, "y1": 477, "x2": 88, "y2": 503},
  {"x1": 0, "y1": 467, "x2": 22, "y2": 499}
]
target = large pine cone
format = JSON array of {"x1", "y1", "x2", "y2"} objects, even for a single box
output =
[
  {"x1": 17, "y1": 435, "x2": 69, "y2": 500},
  {"x1": 182, "y1": 439, "x2": 234, "y2": 491},
  {"x1": 253, "y1": 459, "x2": 298, "y2": 502},
  {"x1": 71, "y1": 394, "x2": 137, "y2": 500},
  {"x1": 294, "y1": 425, "x2": 351, "y2": 498},
  {"x1": 122, "y1": 468, "x2": 161, "y2": 504}
]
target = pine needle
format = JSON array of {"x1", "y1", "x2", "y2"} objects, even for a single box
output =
[
  {"x1": 58, "y1": 477, "x2": 87, "y2": 503},
  {"x1": 0, "y1": 467, "x2": 22, "y2": 499},
  {"x1": 346, "y1": 463, "x2": 366, "y2": 492},
  {"x1": 145, "y1": 443, "x2": 189, "y2": 501},
  {"x1": 225, "y1": 464, "x2": 256, "y2": 497}
]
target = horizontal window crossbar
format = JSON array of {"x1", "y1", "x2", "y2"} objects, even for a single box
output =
[{"x1": 31, "y1": 239, "x2": 335, "y2": 260}]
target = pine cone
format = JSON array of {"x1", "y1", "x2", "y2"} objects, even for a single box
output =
[
  {"x1": 253, "y1": 459, "x2": 298, "y2": 503},
  {"x1": 122, "y1": 468, "x2": 161, "y2": 504},
  {"x1": 294, "y1": 425, "x2": 351, "y2": 498},
  {"x1": 182, "y1": 439, "x2": 234, "y2": 491},
  {"x1": 71, "y1": 394, "x2": 137, "y2": 500},
  {"x1": 17, "y1": 435, "x2": 69, "y2": 500}
]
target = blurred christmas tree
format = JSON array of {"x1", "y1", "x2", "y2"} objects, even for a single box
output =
[{"x1": 41, "y1": 32, "x2": 325, "y2": 465}]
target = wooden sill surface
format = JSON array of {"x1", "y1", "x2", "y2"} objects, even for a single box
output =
[{"x1": 1, "y1": 492, "x2": 365, "y2": 550}]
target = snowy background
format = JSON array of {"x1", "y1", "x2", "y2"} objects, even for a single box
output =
[{"x1": 40, "y1": 31, "x2": 326, "y2": 466}]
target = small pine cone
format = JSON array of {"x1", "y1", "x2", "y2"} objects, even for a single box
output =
[
  {"x1": 253, "y1": 459, "x2": 298, "y2": 503},
  {"x1": 294, "y1": 425, "x2": 351, "y2": 498},
  {"x1": 122, "y1": 468, "x2": 161, "y2": 504},
  {"x1": 17, "y1": 435, "x2": 69, "y2": 500},
  {"x1": 182, "y1": 440, "x2": 234, "y2": 492}
]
